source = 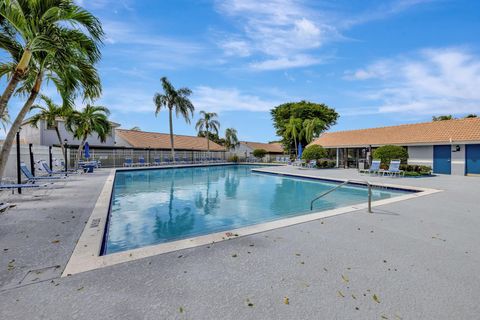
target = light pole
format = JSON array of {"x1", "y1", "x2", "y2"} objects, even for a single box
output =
[{"x1": 63, "y1": 139, "x2": 68, "y2": 172}]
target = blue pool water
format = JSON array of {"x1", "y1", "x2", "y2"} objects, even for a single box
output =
[{"x1": 103, "y1": 165, "x2": 410, "y2": 254}]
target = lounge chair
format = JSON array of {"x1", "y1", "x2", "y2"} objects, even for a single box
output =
[
  {"x1": 153, "y1": 157, "x2": 161, "y2": 166},
  {"x1": 40, "y1": 160, "x2": 77, "y2": 175},
  {"x1": 360, "y1": 159, "x2": 381, "y2": 175},
  {"x1": 137, "y1": 156, "x2": 148, "y2": 166},
  {"x1": 124, "y1": 158, "x2": 133, "y2": 167},
  {"x1": 381, "y1": 160, "x2": 404, "y2": 177},
  {"x1": 20, "y1": 162, "x2": 65, "y2": 182},
  {"x1": 307, "y1": 160, "x2": 317, "y2": 168}
]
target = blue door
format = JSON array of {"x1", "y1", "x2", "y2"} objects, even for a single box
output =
[
  {"x1": 466, "y1": 144, "x2": 480, "y2": 175},
  {"x1": 433, "y1": 145, "x2": 451, "y2": 174}
]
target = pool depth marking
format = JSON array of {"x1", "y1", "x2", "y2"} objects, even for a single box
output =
[{"x1": 63, "y1": 165, "x2": 441, "y2": 276}]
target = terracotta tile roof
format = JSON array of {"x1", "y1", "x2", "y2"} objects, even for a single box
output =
[
  {"x1": 310, "y1": 118, "x2": 480, "y2": 148},
  {"x1": 241, "y1": 141, "x2": 284, "y2": 153},
  {"x1": 116, "y1": 129, "x2": 225, "y2": 151}
]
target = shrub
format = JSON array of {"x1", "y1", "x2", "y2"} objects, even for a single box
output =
[
  {"x1": 373, "y1": 145, "x2": 408, "y2": 166},
  {"x1": 302, "y1": 145, "x2": 327, "y2": 161},
  {"x1": 253, "y1": 149, "x2": 267, "y2": 159},
  {"x1": 228, "y1": 154, "x2": 239, "y2": 163}
]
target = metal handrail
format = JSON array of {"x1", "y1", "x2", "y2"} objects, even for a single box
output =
[{"x1": 310, "y1": 179, "x2": 372, "y2": 213}]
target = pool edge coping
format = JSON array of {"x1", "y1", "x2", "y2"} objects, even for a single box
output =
[{"x1": 62, "y1": 165, "x2": 442, "y2": 277}]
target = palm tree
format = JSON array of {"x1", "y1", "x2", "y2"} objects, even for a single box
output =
[
  {"x1": 0, "y1": 0, "x2": 103, "y2": 118},
  {"x1": 224, "y1": 128, "x2": 239, "y2": 150},
  {"x1": 0, "y1": 110, "x2": 9, "y2": 132},
  {"x1": 195, "y1": 111, "x2": 220, "y2": 156},
  {"x1": 303, "y1": 118, "x2": 325, "y2": 143},
  {"x1": 65, "y1": 105, "x2": 111, "y2": 167},
  {"x1": 284, "y1": 117, "x2": 302, "y2": 156},
  {"x1": 0, "y1": 2, "x2": 103, "y2": 178},
  {"x1": 154, "y1": 77, "x2": 194, "y2": 161},
  {"x1": 27, "y1": 95, "x2": 71, "y2": 162},
  {"x1": 130, "y1": 126, "x2": 141, "y2": 131}
]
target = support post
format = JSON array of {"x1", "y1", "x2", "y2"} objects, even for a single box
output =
[
  {"x1": 29, "y1": 143, "x2": 35, "y2": 176},
  {"x1": 49, "y1": 146, "x2": 53, "y2": 170},
  {"x1": 336, "y1": 148, "x2": 339, "y2": 168},
  {"x1": 16, "y1": 131, "x2": 22, "y2": 194},
  {"x1": 63, "y1": 141, "x2": 68, "y2": 172}
]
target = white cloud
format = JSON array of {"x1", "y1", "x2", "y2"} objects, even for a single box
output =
[
  {"x1": 214, "y1": 0, "x2": 336, "y2": 70},
  {"x1": 250, "y1": 54, "x2": 321, "y2": 71},
  {"x1": 192, "y1": 86, "x2": 278, "y2": 112},
  {"x1": 213, "y1": 0, "x2": 432, "y2": 71},
  {"x1": 346, "y1": 47, "x2": 480, "y2": 115}
]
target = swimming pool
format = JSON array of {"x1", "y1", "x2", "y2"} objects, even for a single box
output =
[{"x1": 103, "y1": 165, "x2": 411, "y2": 254}]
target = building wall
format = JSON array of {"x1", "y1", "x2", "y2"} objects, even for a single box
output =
[
  {"x1": 408, "y1": 146, "x2": 433, "y2": 167},
  {"x1": 22, "y1": 120, "x2": 116, "y2": 147},
  {"x1": 231, "y1": 144, "x2": 253, "y2": 158},
  {"x1": 451, "y1": 144, "x2": 466, "y2": 176}
]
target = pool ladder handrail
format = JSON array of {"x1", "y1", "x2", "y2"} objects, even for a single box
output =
[{"x1": 310, "y1": 179, "x2": 372, "y2": 213}]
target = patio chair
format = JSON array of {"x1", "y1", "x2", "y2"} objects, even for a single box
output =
[
  {"x1": 381, "y1": 160, "x2": 404, "y2": 177},
  {"x1": 137, "y1": 156, "x2": 149, "y2": 166},
  {"x1": 123, "y1": 158, "x2": 133, "y2": 167},
  {"x1": 153, "y1": 157, "x2": 161, "y2": 166},
  {"x1": 360, "y1": 159, "x2": 381, "y2": 175},
  {"x1": 40, "y1": 160, "x2": 77, "y2": 175},
  {"x1": 0, "y1": 183, "x2": 48, "y2": 194},
  {"x1": 20, "y1": 162, "x2": 65, "y2": 182},
  {"x1": 307, "y1": 160, "x2": 317, "y2": 168}
]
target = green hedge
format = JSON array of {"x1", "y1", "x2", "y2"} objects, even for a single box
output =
[
  {"x1": 373, "y1": 145, "x2": 408, "y2": 165},
  {"x1": 302, "y1": 145, "x2": 327, "y2": 161}
]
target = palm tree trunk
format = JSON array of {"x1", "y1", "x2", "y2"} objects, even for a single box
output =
[
  {"x1": 75, "y1": 136, "x2": 87, "y2": 168},
  {"x1": 55, "y1": 126, "x2": 66, "y2": 163},
  {"x1": 206, "y1": 128, "x2": 210, "y2": 156},
  {"x1": 168, "y1": 107, "x2": 175, "y2": 162},
  {"x1": 294, "y1": 138, "x2": 298, "y2": 158},
  {"x1": 0, "y1": 70, "x2": 42, "y2": 180},
  {"x1": 0, "y1": 49, "x2": 32, "y2": 117}
]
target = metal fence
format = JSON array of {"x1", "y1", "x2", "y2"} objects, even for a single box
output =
[{"x1": 68, "y1": 147, "x2": 230, "y2": 168}]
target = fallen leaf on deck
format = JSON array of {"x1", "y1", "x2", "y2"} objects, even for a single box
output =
[
  {"x1": 341, "y1": 275, "x2": 349, "y2": 283},
  {"x1": 283, "y1": 297, "x2": 290, "y2": 305},
  {"x1": 51, "y1": 240, "x2": 60, "y2": 244},
  {"x1": 337, "y1": 291, "x2": 345, "y2": 298},
  {"x1": 373, "y1": 294, "x2": 380, "y2": 303}
]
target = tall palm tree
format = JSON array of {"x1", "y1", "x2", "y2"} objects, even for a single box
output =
[
  {"x1": 65, "y1": 105, "x2": 111, "y2": 167},
  {"x1": 154, "y1": 77, "x2": 194, "y2": 161},
  {"x1": 27, "y1": 95, "x2": 70, "y2": 162},
  {"x1": 284, "y1": 117, "x2": 302, "y2": 156},
  {"x1": 0, "y1": 0, "x2": 103, "y2": 118},
  {"x1": 303, "y1": 118, "x2": 325, "y2": 143},
  {"x1": 0, "y1": 2, "x2": 103, "y2": 178},
  {"x1": 224, "y1": 128, "x2": 239, "y2": 150},
  {"x1": 196, "y1": 111, "x2": 220, "y2": 155}
]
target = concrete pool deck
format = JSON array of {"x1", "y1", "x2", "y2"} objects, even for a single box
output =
[{"x1": 1, "y1": 165, "x2": 479, "y2": 319}]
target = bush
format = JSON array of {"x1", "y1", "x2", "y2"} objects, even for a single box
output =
[
  {"x1": 253, "y1": 149, "x2": 267, "y2": 159},
  {"x1": 317, "y1": 160, "x2": 336, "y2": 168},
  {"x1": 373, "y1": 145, "x2": 408, "y2": 166},
  {"x1": 400, "y1": 164, "x2": 432, "y2": 175},
  {"x1": 228, "y1": 154, "x2": 239, "y2": 163},
  {"x1": 302, "y1": 145, "x2": 327, "y2": 161}
]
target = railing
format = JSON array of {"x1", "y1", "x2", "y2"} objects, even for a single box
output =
[{"x1": 310, "y1": 179, "x2": 372, "y2": 213}]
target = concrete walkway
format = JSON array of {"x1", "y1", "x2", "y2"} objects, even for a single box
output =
[{"x1": 0, "y1": 166, "x2": 479, "y2": 319}]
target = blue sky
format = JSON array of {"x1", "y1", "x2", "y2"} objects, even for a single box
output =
[{"x1": 2, "y1": 0, "x2": 480, "y2": 141}]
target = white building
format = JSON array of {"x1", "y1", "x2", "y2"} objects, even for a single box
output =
[{"x1": 309, "y1": 118, "x2": 480, "y2": 176}]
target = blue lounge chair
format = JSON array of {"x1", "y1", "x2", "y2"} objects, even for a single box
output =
[
  {"x1": 382, "y1": 160, "x2": 404, "y2": 177},
  {"x1": 153, "y1": 157, "x2": 161, "y2": 166},
  {"x1": 360, "y1": 159, "x2": 381, "y2": 175},
  {"x1": 137, "y1": 156, "x2": 148, "y2": 166},
  {"x1": 40, "y1": 160, "x2": 75, "y2": 176},
  {"x1": 124, "y1": 158, "x2": 133, "y2": 167},
  {"x1": 20, "y1": 162, "x2": 64, "y2": 182}
]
